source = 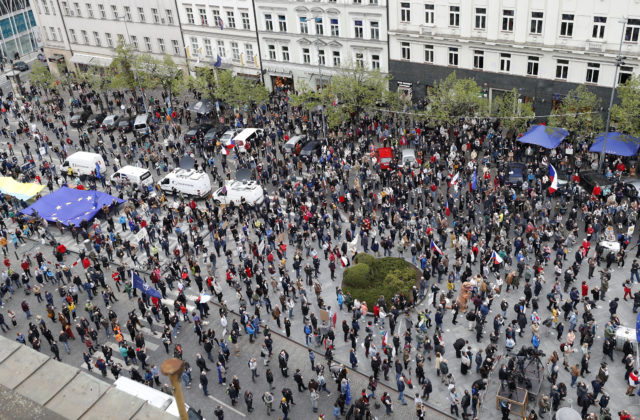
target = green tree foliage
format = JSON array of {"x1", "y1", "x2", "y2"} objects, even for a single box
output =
[
  {"x1": 548, "y1": 85, "x2": 603, "y2": 140},
  {"x1": 492, "y1": 88, "x2": 535, "y2": 135},
  {"x1": 610, "y1": 74, "x2": 640, "y2": 137},
  {"x1": 423, "y1": 72, "x2": 488, "y2": 126},
  {"x1": 136, "y1": 54, "x2": 186, "y2": 105},
  {"x1": 29, "y1": 62, "x2": 55, "y2": 94},
  {"x1": 109, "y1": 41, "x2": 139, "y2": 94},
  {"x1": 212, "y1": 69, "x2": 269, "y2": 110},
  {"x1": 78, "y1": 66, "x2": 112, "y2": 111}
]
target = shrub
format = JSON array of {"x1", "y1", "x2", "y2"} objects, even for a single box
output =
[
  {"x1": 342, "y1": 263, "x2": 372, "y2": 289},
  {"x1": 354, "y1": 253, "x2": 376, "y2": 266}
]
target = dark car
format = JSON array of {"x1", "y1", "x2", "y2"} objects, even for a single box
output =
[
  {"x1": 505, "y1": 162, "x2": 527, "y2": 186},
  {"x1": 101, "y1": 114, "x2": 121, "y2": 131},
  {"x1": 203, "y1": 126, "x2": 228, "y2": 144},
  {"x1": 87, "y1": 112, "x2": 107, "y2": 129},
  {"x1": 184, "y1": 124, "x2": 213, "y2": 143},
  {"x1": 579, "y1": 170, "x2": 612, "y2": 195},
  {"x1": 299, "y1": 141, "x2": 321, "y2": 162},
  {"x1": 12, "y1": 61, "x2": 28, "y2": 72},
  {"x1": 69, "y1": 109, "x2": 92, "y2": 127},
  {"x1": 118, "y1": 118, "x2": 134, "y2": 133}
]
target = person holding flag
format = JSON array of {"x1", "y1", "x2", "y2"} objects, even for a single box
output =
[
  {"x1": 470, "y1": 169, "x2": 478, "y2": 192},
  {"x1": 431, "y1": 240, "x2": 443, "y2": 256},
  {"x1": 548, "y1": 164, "x2": 559, "y2": 194}
]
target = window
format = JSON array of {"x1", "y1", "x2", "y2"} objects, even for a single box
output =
[
  {"x1": 448, "y1": 47, "x2": 458, "y2": 66},
  {"x1": 138, "y1": 7, "x2": 145, "y2": 22},
  {"x1": 86, "y1": 3, "x2": 93, "y2": 18},
  {"x1": 268, "y1": 45, "x2": 276, "y2": 60},
  {"x1": 530, "y1": 11, "x2": 543, "y2": 34},
  {"x1": 172, "y1": 39, "x2": 180, "y2": 55},
  {"x1": 131, "y1": 35, "x2": 138, "y2": 50},
  {"x1": 242, "y1": 12, "x2": 250, "y2": 30},
  {"x1": 144, "y1": 36, "x2": 152, "y2": 51},
  {"x1": 527, "y1": 56, "x2": 539, "y2": 76},
  {"x1": 371, "y1": 54, "x2": 380, "y2": 70},
  {"x1": 98, "y1": 4, "x2": 105, "y2": 19},
  {"x1": 232, "y1": 42, "x2": 240, "y2": 61},
  {"x1": 586, "y1": 63, "x2": 600, "y2": 83},
  {"x1": 61, "y1": 1, "x2": 69, "y2": 15},
  {"x1": 315, "y1": 18, "x2": 323, "y2": 35},
  {"x1": 473, "y1": 50, "x2": 484, "y2": 69},
  {"x1": 333, "y1": 51, "x2": 340, "y2": 66},
  {"x1": 424, "y1": 45, "x2": 433, "y2": 62},
  {"x1": 217, "y1": 40, "x2": 225, "y2": 57},
  {"x1": 93, "y1": 31, "x2": 100, "y2": 46},
  {"x1": 502, "y1": 10, "x2": 514, "y2": 32},
  {"x1": 355, "y1": 52, "x2": 364, "y2": 67},
  {"x1": 49, "y1": 27, "x2": 56, "y2": 41},
  {"x1": 282, "y1": 46, "x2": 289, "y2": 61},
  {"x1": 591, "y1": 16, "x2": 606, "y2": 39},
  {"x1": 625, "y1": 19, "x2": 640, "y2": 42},
  {"x1": 212, "y1": 9, "x2": 220, "y2": 27},
  {"x1": 354, "y1": 20, "x2": 363, "y2": 38},
  {"x1": 500, "y1": 53, "x2": 511, "y2": 72},
  {"x1": 265, "y1": 14, "x2": 273, "y2": 31},
  {"x1": 81, "y1": 30, "x2": 89, "y2": 44},
  {"x1": 401, "y1": 42, "x2": 410, "y2": 60},
  {"x1": 303, "y1": 48, "x2": 310, "y2": 64},
  {"x1": 158, "y1": 38, "x2": 165, "y2": 52},
  {"x1": 41, "y1": 0, "x2": 49, "y2": 15},
  {"x1": 424, "y1": 4, "x2": 434, "y2": 24},
  {"x1": 318, "y1": 49, "x2": 325, "y2": 65},
  {"x1": 117, "y1": 34, "x2": 124, "y2": 44},
  {"x1": 152, "y1": 8, "x2": 159, "y2": 23},
  {"x1": 449, "y1": 6, "x2": 459, "y2": 27},
  {"x1": 330, "y1": 19, "x2": 339, "y2": 36},
  {"x1": 245, "y1": 44, "x2": 254, "y2": 62},
  {"x1": 166, "y1": 9, "x2": 174, "y2": 24},
  {"x1": 556, "y1": 59, "x2": 569, "y2": 79},
  {"x1": 619, "y1": 66, "x2": 634, "y2": 84},
  {"x1": 400, "y1": 2, "x2": 410, "y2": 23},
  {"x1": 300, "y1": 17, "x2": 308, "y2": 34},
  {"x1": 58, "y1": 28, "x2": 63, "y2": 41},
  {"x1": 69, "y1": 29, "x2": 76, "y2": 43},
  {"x1": 278, "y1": 15, "x2": 286, "y2": 32},
  {"x1": 111, "y1": 5, "x2": 118, "y2": 19},
  {"x1": 204, "y1": 39, "x2": 213, "y2": 56},
  {"x1": 370, "y1": 0, "x2": 377, "y2": 5},
  {"x1": 186, "y1": 7, "x2": 194, "y2": 24},
  {"x1": 560, "y1": 14, "x2": 574, "y2": 37},
  {"x1": 475, "y1": 8, "x2": 486, "y2": 29},
  {"x1": 199, "y1": 8, "x2": 208, "y2": 26},
  {"x1": 124, "y1": 6, "x2": 131, "y2": 21},
  {"x1": 227, "y1": 11, "x2": 235, "y2": 28},
  {"x1": 190, "y1": 37, "x2": 198, "y2": 55},
  {"x1": 371, "y1": 21, "x2": 379, "y2": 39},
  {"x1": 73, "y1": 2, "x2": 81, "y2": 16}
]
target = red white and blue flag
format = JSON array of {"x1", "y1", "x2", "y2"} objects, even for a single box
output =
[
  {"x1": 451, "y1": 172, "x2": 459, "y2": 186},
  {"x1": 445, "y1": 201, "x2": 450, "y2": 216},
  {"x1": 491, "y1": 250, "x2": 504, "y2": 265},
  {"x1": 430, "y1": 240, "x2": 443, "y2": 255},
  {"x1": 549, "y1": 164, "x2": 558, "y2": 194}
]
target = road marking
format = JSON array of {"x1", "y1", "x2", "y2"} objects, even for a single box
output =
[{"x1": 207, "y1": 395, "x2": 247, "y2": 417}]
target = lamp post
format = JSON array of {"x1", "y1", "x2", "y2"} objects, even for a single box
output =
[
  {"x1": 161, "y1": 358, "x2": 188, "y2": 420},
  {"x1": 314, "y1": 16, "x2": 326, "y2": 140},
  {"x1": 599, "y1": 19, "x2": 628, "y2": 172},
  {"x1": 117, "y1": 3, "x2": 148, "y2": 113}
]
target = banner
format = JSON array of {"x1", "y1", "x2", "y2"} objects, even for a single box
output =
[{"x1": 132, "y1": 272, "x2": 162, "y2": 299}]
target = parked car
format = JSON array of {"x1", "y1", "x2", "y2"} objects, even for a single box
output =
[
  {"x1": 376, "y1": 147, "x2": 394, "y2": 170},
  {"x1": 299, "y1": 141, "x2": 321, "y2": 162},
  {"x1": 204, "y1": 126, "x2": 228, "y2": 144},
  {"x1": 12, "y1": 61, "x2": 28, "y2": 72},
  {"x1": 505, "y1": 162, "x2": 527, "y2": 186},
  {"x1": 284, "y1": 135, "x2": 308, "y2": 155},
  {"x1": 69, "y1": 109, "x2": 92, "y2": 127},
  {"x1": 184, "y1": 124, "x2": 213, "y2": 143},
  {"x1": 118, "y1": 118, "x2": 134, "y2": 133},
  {"x1": 101, "y1": 114, "x2": 122, "y2": 131},
  {"x1": 87, "y1": 112, "x2": 107, "y2": 129}
]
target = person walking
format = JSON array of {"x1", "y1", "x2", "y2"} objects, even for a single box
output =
[
  {"x1": 279, "y1": 397, "x2": 290, "y2": 420},
  {"x1": 200, "y1": 371, "x2": 209, "y2": 396},
  {"x1": 262, "y1": 391, "x2": 274, "y2": 415}
]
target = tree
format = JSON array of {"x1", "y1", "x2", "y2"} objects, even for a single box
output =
[
  {"x1": 610, "y1": 74, "x2": 640, "y2": 137},
  {"x1": 212, "y1": 69, "x2": 269, "y2": 110},
  {"x1": 78, "y1": 66, "x2": 112, "y2": 111},
  {"x1": 423, "y1": 72, "x2": 488, "y2": 126},
  {"x1": 29, "y1": 61, "x2": 55, "y2": 97},
  {"x1": 136, "y1": 54, "x2": 186, "y2": 107},
  {"x1": 492, "y1": 88, "x2": 535, "y2": 135},
  {"x1": 109, "y1": 41, "x2": 140, "y2": 95},
  {"x1": 548, "y1": 85, "x2": 603, "y2": 140}
]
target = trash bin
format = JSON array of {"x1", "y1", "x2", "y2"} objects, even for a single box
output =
[{"x1": 83, "y1": 239, "x2": 92, "y2": 252}]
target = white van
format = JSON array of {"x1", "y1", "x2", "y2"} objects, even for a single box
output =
[
  {"x1": 134, "y1": 114, "x2": 150, "y2": 136},
  {"x1": 284, "y1": 135, "x2": 307, "y2": 154},
  {"x1": 61, "y1": 151, "x2": 107, "y2": 176},
  {"x1": 213, "y1": 180, "x2": 265, "y2": 206},
  {"x1": 398, "y1": 148, "x2": 417, "y2": 169},
  {"x1": 231, "y1": 128, "x2": 263, "y2": 152},
  {"x1": 110, "y1": 165, "x2": 154, "y2": 188},
  {"x1": 113, "y1": 377, "x2": 203, "y2": 419},
  {"x1": 158, "y1": 168, "x2": 212, "y2": 197}
]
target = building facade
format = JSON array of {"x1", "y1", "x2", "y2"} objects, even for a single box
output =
[
  {"x1": 0, "y1": 0, "x2": 41, "y2": 62},
  {"x1": 33, "y1": 0, "x2": 186, "y2": 74},
  {"x1": 388, "y1": 0, "x2": 640, "y2": 115}
]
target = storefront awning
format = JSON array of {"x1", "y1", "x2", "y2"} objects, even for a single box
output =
[{"x1": 70, "y1": 54, "x2": 113, "y2": 67}]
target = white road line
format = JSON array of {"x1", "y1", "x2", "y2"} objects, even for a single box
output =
[{"x1": 207, "y1": 395, "x2": 247, "y2": 417}]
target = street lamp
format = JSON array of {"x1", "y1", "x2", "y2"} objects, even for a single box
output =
[
  {"x1": 598, "y1": 19, "x2": 628, "y2": 172},
  {"x1": 313, "y1": 16, "x2": 326, "y2": 140}
]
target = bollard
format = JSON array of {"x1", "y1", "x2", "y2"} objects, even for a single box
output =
[{"x1": 161, "y1": 358, "x2": 188, "y2": 420}]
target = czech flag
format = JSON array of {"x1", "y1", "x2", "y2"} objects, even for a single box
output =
[
  {"x1": 445, "y1": 201, "x2": 450, "y2": 216},
  {"x1": 491, "y1": 250, "x2": 504, "y2": 265},
  {"x1": 382, "y1": 330, "x2": 389, "y2": 347},
  {"x1": 430, "y1": 240, "x2": 443, "y2": 255},
  {"x1": 549, "y1": 164, "x2": 558, "y2": 194}
]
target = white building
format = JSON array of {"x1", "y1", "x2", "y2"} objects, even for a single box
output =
[
  {"x1": 254, "y1": 0, "x2": 389, "y2": 91},
  {"x1": 177, "y1": 0, "x2": 262, "y2": 81},
  {"x1": 33, "y1": 0, "x2": 186, "y2": 74},
  {"x1": 388, "y1": 0, "x2": 640, "y2": 115}
]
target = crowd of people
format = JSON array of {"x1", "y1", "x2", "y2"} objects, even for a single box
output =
[{"x1": 0, "y1": 77, "x2": 638, "y2": 420}]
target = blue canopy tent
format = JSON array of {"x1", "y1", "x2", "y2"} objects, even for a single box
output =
[
  {"x1": 517, "y1": 125, "x2": 569, "y2": 149},
  {"x1": 589, "y1": 132, "x2": 640, "y2": 157},
  {"x1": 21, "y1": 187, "x2": 125, "y2": 226}
]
